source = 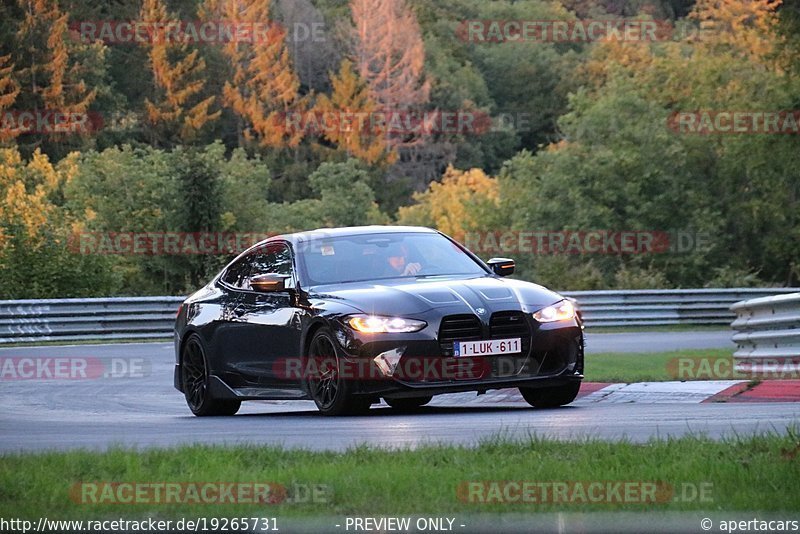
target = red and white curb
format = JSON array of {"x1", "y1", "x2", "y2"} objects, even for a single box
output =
[
  {"x1": 426, "y1": 380, "x2": 800, "y2": 406},
  {"x1": 577, "y1": 381, "x2": 744, "y2": 404},
  {"x1": 708, "y1": 380, "x2": 800, "y2": 403}
]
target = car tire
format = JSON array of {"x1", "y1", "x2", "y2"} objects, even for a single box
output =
[
  {"x1": 306, "y1": 328, "x2": 371, "y2": 416},
  {"x1": 519, "y1": 382, "x2": 581, "y2": 408},
  {"x1": 384, "y1": 396, "x2": 433, "y2": 411},
  {"x1": 181, "y1": 333, "x2": 241, "y2": 416}
]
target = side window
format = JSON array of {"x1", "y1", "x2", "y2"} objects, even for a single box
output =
[
  {"x1": 246, "y1": 243, "x2": 294, "y2": 288},
  {"x1": 220, "y1": 256, "x2": 251, "y2": 289}
]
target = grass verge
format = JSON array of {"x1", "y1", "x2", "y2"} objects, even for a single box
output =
[
  {"x1": 585, "y1": 348, "x2": 735, "y2": 383},
  {"x1": 1, "y1": 432, "x2": 798, "y2": 519}
]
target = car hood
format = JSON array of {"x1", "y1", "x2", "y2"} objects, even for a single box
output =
[{"x1": 309, "y1": 275, "x2": 564, "y2": 317}]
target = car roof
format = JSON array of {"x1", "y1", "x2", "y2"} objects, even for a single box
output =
[
  {"x1": 218, "y1": 226, "x2": 444, "y2": 283},
  {"x1": 275, "y1": 225, "x2": 438, "y2": 245}
]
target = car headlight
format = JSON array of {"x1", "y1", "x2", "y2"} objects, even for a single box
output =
[
  {"x1": 533, "y1": 300, "x2": 575, "y2": 323},
  {"x1": 347, "y1": 315, "x2": 427, "y2": 333}
]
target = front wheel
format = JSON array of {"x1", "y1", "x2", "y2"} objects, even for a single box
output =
[
  {"x1": 306, "y1": 328, "x2": 371, "y2": 416},
  {"x1": 181, "y1": 334, "x2": 241, "y2": 416},
  {"x1": 519, "y1": 382, "x2": 581, "y2": 408}
]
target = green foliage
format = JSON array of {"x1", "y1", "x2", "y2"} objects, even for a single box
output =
[
  {"x1": 0, "y1": 0, "x2": 797, "y2": 296},
  {"x1": 0, "y1": 227, "x2": 119, "y2": 298},
  {"x1": 0, "y1": 148, "x2": 119, "y2": 299},
  {"x1": 263, "y1": 159, "x2": 388, "y2": 233},
  {"x1": 64, "y1": 143, "x2": 274, "y2": 296},
  {"x1": 465, "y1": 0, "x2": 799, "y2": 289}
]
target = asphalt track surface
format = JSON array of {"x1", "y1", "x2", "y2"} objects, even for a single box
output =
[{"x1": 1, "y1": 331, "x2": 797, "y2": 453}]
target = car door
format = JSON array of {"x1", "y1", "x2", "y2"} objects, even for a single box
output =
[
  {"x1": 235, "y1": 241, "x2": 305, "y2": 390},
  {"x1": 211, "y1": 253, "x2": 255, "y2": 380}
]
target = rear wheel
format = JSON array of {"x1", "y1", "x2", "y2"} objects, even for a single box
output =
[
  {"x1": 519, "y1": 382, "x2": 581, "y2": 408},
  {"x1": 307, "y1": 328, "x2": 371, "y2": 416},
  {"x1": 181, "y1": 334, "x2": 241, "y2": 416},
  {"x1": 384, "y1": 396, "x2": 433, "y2": 411}
]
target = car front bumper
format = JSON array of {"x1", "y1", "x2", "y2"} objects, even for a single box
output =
[{"x1": 332, "y1": 318, "x2": 584, "y2": 398}]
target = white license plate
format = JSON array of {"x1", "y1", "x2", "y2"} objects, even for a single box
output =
[{"x1": 454, "y1": 338, "x2": 521, "y2": 357}]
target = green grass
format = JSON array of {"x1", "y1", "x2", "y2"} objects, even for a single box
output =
[
  {"x1": 1, "y1": 433, "x2": 798, "y2": 520},
  {"x1": 585, "y1": 349, "x2": 735, "y2": 383}
]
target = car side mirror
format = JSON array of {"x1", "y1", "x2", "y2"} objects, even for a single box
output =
[
  {"x1": 487, "y1": 258, "x2": 515, "y2": 277},
  {"x1": 250, "y1": 273, "x2": 290, "y2": 293}
]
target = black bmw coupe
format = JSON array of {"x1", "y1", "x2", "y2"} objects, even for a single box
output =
[{"x1": 174, "y1": 226, "x2": 584, "y2": 416}]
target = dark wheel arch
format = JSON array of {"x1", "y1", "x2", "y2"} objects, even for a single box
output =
[
  {"x1": 180, "y1": 333, "x2": 241, "y2": 416},
  {"x1": 305, "y1": 326, "x2": 371, "y2": 416}
]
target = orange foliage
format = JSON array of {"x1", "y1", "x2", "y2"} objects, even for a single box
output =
[
  {"x1": 0, "y1": 55, "x2": 21, "y2": 143},
  {"x1": 207, "y1": 0, "x2": 303, "y2": 148},
  {"x1": 15, "y1": 0, "x2": 96, "y2": 122},
  {"x1": 141, "y1": 0, "x2": 220, "y2": 143},
  {"x1": 313, "y1": 59, "x2": 396, "y2": 164},
  {"x1": 350, "y1": 0, "x2": 430, "y2": 111},
  {"x1": 0, "y1": 147, "x2": 78, "y2": 249},
  {"x1": 397, "y1": 166, "x2": 498, "y2": 236},
  {"x1": 691, "y1": 0, "x2": 782, "y2": 60}
]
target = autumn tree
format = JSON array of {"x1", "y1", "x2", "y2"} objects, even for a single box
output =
[
  {"x1": 349, "y1": 0, "x2": 434, "y2": 186},
  {"x1": 397, "y1": 166, "x2": 498, "y2": 237},
  {"x1": 691, "y1": 0, "x2": 781, "y2": 60},
  {"x1": 0, "y1": 55, "x2": 20, "y2": 143},
  {"x1": 349, "y1": 0, "x2": 430, "y2": 112},
  {"x1": 14, "y1": 0, "x2": 97, "y2": 127},
  {"x1": 0, "y1": 147, "x2": 117, "y2": 298},
  {"x1": 313, "y1": 59, "x2": 395, "y2": 164},
  {"x1": 204, "y1": 0, "x2": 303, "y2": 149},
  {"x1": 140, "y1": 0, "x2": 219, "y2": 146}
]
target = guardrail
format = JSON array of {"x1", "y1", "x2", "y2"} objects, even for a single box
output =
[
  {"x1": 0, "y1": 297, "x2": 184, "y2": 344},
  {"x1": 0, "y1": 288, "x2": 798, "y2": 344},
  {"x1": 565, "y1": 288, "x2": 799, "y2": 328},
  {"x1": 730, "y1": 292, "x2": 800, "y2": 372}
]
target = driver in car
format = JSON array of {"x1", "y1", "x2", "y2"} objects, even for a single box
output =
[{"x1": 386, "y1": 243, "x2": 422, "y2": 276}]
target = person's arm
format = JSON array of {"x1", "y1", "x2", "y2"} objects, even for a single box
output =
[{"x1": 402, "y1": 262, "x2": 422, "y2": 276}]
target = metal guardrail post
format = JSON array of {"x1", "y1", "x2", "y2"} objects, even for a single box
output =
[{"x1": 730, "y1": 293, "x2": 800, "y2": 373}]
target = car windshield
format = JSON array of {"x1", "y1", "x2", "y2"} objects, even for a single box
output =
[{"x1": 299, "y1": 232, "x2": 487, "y2": 285}]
